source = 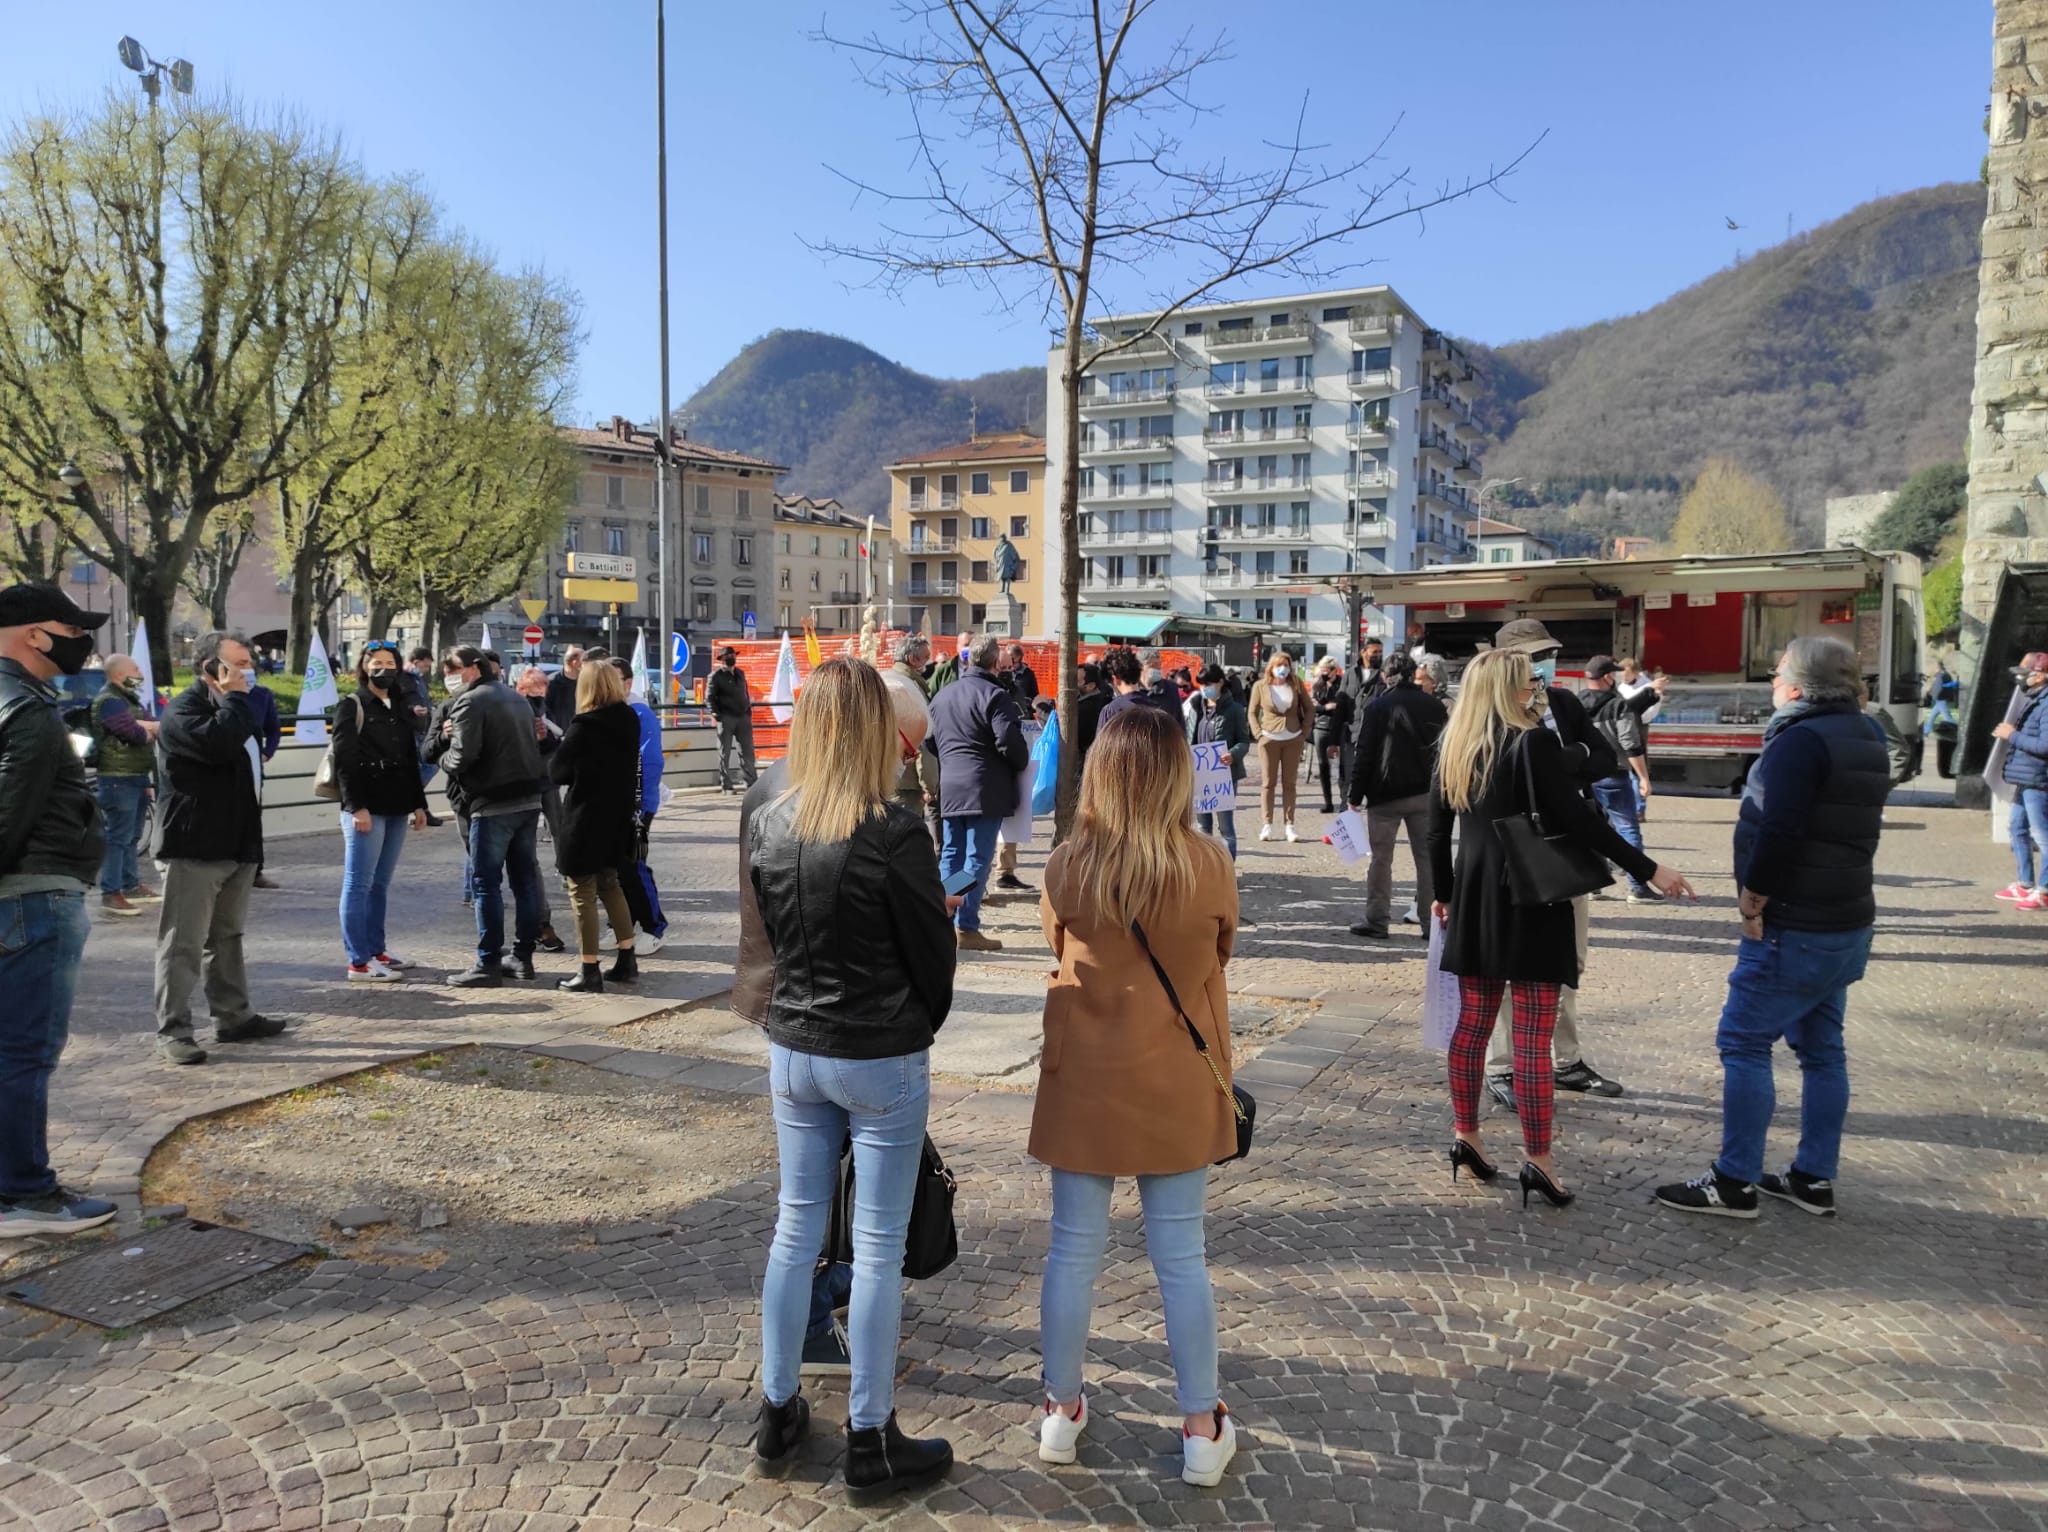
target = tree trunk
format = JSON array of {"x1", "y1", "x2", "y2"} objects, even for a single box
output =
[
  {"x1": 133, "y1": 571, "x2": 175, "y2": 692},
  {"x1": 287, "y1": 541, "x2": 319, "y2": 673},
  {"x1": 366, "y1": 595, "x2": 395, "y2": 642},
  {"x1": 1052, "y1": 340, "x2": 1087, "y2": 842}
]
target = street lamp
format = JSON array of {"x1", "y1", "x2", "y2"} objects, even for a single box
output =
[
  {"x1": 1472, "y1": 476, "x2": 1526, "y2": 567},
  {"x1": 117, "y1": 36, "x2": 194, "y2": 101}
]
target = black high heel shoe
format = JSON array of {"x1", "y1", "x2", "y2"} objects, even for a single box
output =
[
  {"x1": 1449, "y1": 1140, "x2": 1499, "y2": 1183},
  {"x1": 1519, "y1": 1161, "x2": 1575, "y2": 1209}
]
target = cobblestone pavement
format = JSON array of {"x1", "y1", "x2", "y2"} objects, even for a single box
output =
[{"x1": 2, "y1": 784, "x2": 2045, "y2": 1530}]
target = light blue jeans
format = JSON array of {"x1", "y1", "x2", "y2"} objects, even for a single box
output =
[
  {"x1": 1040, "y1": 1167, "x2": 1219, "y2": 1416},
  {"x1": 2010, "y1": 786, "x2": 2048, "y2": 888},
  {"x1": 339, "y1": 811, "x2": 410, "y2": 966},
  {"x1": 1197, "y1": 810, "x2": 1238, "y2": 859},
  {"x1": 761, "y1": 1043, "x2": 930, "y2": 1429},
  {"x1": 939, "y1": 813, "x2": 1002, "y2": 931}
]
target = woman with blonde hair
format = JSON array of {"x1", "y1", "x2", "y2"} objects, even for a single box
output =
[
  {"x1": 1426, "y1": 648, "x2": 1692, "y2": 1209},
  {"x1": 1247, "y1": 650, "x2": 1313, "y2": 841},
  {"x1": 746, "y1": 657, "x2": 957, "y2": 1500},
  {"x1": 1030, "y1": 704, "x2": 1242, "y2": 1488},
  {"x1": 547, "y1": 659, "x2": 640, "y2": 992}
]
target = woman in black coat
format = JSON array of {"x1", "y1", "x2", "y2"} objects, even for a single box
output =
[
  {"x1": 547, "y1": 661, "x2": 642, "y2": 992},
  {"x1": 1426, "y1": 648, "x2": 1691, "y2": 1208},
  {"x1": 333, "y1": 641, "x2": 429, "y2": 981},
  {"x1": 1309, "y1": 657, "x2": 1353, "y2": 812}
]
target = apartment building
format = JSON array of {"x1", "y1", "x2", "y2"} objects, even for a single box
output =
[
  {"x1": 885, "y1": 432, "x2": 1045, "y2": 637},
  {"x1": 1466, "y1": 516, "x2": 1558, "y2": 564},
  {"x1": 1041, "y1": 286, "x2": 1484, "y2": 659},
  {"x1": 772, "y1": 494, "x2": 890, "y2": 634}
]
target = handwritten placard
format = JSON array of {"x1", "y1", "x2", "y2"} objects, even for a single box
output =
[{"x1": 1192, "y1": 741, "x2": 1236, "y2": 815}]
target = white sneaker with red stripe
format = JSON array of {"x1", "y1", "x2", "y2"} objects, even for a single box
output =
[
  {"x1": 1038, "y1": 1394, "x2": 1085, "y2": 1464},
  {"x1": 1995, "y1": 882, "x2": 2032, "y2": 902}
]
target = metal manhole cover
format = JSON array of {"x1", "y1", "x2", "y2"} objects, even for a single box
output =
[{"x1": 3, "y1": 1219, "x2": 312, "y2": 1328}]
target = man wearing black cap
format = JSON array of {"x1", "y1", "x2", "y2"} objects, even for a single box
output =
[
  {"x1": 708, "y1": 647, "x2": 757, "y2": 792},
  {"x1": 1483, "y1": 617, "x2": 1631, "y2": 1103},
  {"x1": 1581, "y1": 654, "x2": 1668, "y2": 902},
  {"x1": 0, "y1": 584, "x2": 119, "y2": 1236}
]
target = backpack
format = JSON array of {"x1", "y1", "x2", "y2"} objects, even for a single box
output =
[{"x1": 1583, "y1": 688, "x2": 1631, "y2": 766}]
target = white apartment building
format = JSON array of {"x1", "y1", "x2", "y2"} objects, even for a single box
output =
[
  {"x1": 1467, "y1": 516, "x2": 1558, "y2": 564},
  {"x1": 1042, "y1": 285, "x2": 1483, "y2": 659}
]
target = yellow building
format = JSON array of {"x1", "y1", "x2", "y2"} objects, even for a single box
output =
[
  {"x1": 885, "y1": 431, "x2": 1046, "y2": 638},
  {"x1": 772, "y1": 495, "x2": 890, "y2": 634}
]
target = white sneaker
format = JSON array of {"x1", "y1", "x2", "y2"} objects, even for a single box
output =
[
  {"x1": 1038, "y1": 1395, "x2": 1085, "y2": 1464},
  {"x1": 374, "y1": 951, "x2": 411, "y2": 970},
  {"x1": 347, "y1": 960, "x2": 399, "y2": 983},
  {"x1": 635, "y1": 926, "x2": 666, "y2": 955},
  {"x1": 1284, "y1": 822, "x2": 1301, "y2": 842},
  {"x1": 1181, "y1": 1407, "x2": 1237, "y2": 1487},
  {"x1": 1258, "y1": 824, "x2": 1274, "y2": 841}
]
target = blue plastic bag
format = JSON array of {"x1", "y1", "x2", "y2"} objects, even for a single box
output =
[{"x1": 1031, "y1": 711, "x2": 1061, "y2": 816}]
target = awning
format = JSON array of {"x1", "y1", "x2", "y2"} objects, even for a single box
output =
[{"x1": 1076, "y1": 608, "x2": 1170, "y2": 643}]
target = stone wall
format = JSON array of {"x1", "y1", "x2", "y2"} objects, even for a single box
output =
[
  {"x1": 1823, "y1": 491, "x2": 1896, "y2": 549},
  {"x1": 1964, "y1": 0, "x2": 2048, "y2": 671}
]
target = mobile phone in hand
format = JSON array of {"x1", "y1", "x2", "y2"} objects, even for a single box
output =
[{"x1": 941, "y1": 866, "x2": 980, "y2": 896}]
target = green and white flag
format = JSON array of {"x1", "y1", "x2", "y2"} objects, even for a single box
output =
[{"x1": 297, "y1": 632, "x2": 341, "y2": 745}]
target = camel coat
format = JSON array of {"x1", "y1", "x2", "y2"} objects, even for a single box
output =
[
  {"x1": 1028, "y1": 837, "x2": 1240, "y2": 1176},
  {"x1": 1248, "y1": 676, "x2": 1312, "y2": 741}
]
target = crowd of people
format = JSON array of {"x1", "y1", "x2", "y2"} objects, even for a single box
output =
[{"x1": 0, "y1": 570, "x2": 2034, "y2": 1497}]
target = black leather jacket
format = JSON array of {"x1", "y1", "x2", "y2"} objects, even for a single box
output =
[
  {"x1": 441, "y1": 677, "x2": 547, "y2": 810},
  {"x1": 747, "y1": 792, "x2": 955, "y2": 1059},
  {"x1": 0, "y1": 658, "x2": 103, "y2": 885}
]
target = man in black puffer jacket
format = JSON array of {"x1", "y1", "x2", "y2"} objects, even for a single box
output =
[
  {"x1": 1345, "y1": 651, "x2": 1447, "y2": 940},
  {"x1": 1657, "y1": 635, "x2": 1888, "y2": 1222},
  {"x1": 439, "y1": 646, "x2": 550, "y2": 987}
]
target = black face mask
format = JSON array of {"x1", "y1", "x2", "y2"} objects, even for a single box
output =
[
  {"x1": 366, "y1": 669, "x2": 396, "y2": 690},
  {"x1": 39, "y1": 629, "x2": 94, "y2": 676},
  {"x1": 922, "y1": 662, "x2": 936, "y2": 679}
]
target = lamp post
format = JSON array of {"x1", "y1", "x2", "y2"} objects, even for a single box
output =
[
  {"x1": 117, "y1": 36, "x2": 194, "y2": 102},
  {"x1": 1473, "y1": 476, "x2": 1526, "y2": 567},
  {"x1": 653, "y1": 1, "x2": 674, "y2": 701}
]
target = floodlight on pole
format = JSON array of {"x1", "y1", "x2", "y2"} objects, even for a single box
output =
[
  {"x1": 117, "y1": 36, "x2": 194, "y2": 102},
  {"x1": 56, "y1": 460, "x2": 85, "y2": 490}
]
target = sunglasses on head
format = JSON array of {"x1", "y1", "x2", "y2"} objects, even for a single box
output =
[{"x1": 363, "y1": 640, "x2": 399, "y2": 655}]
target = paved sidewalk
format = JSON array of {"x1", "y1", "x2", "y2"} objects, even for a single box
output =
[{"x1": 2, "y1": 787, "x2": 2044, "y2": 1530}]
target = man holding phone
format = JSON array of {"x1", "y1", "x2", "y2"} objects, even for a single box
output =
[{"x1": 152, "y1": 630, "x2": 284, "y2": 1065}]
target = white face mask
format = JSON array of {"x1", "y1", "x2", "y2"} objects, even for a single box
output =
[
  {"x1": 444, "y1": 675, "x2": 463, "y2": 693},
  {"x1": 1273, "y1": 665, "x2": 1291, "y2": 681}
]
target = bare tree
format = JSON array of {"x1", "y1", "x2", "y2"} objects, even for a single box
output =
[{"x1": 815, "y1": 0, "x2": 1537, "y2": 831}]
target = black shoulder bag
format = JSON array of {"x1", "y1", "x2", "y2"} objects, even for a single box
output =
[
  {"x1": 823, "y1": 1132, "x2": 959, "y2": 1281},
  {"x1": 1492, "y1": 730, "x2": 1616, "y2": 906},
  {"x1": 1131, "y1": 918, "x2": 1254, "y2": 1164}
]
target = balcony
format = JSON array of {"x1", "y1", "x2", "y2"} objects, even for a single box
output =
[
  {"x1": 1076, "y1": 329, "x2": 1171, "y2": 360},
  {"x1": 1204, "y1": 476, "x2": 1311, "y2": 502},
  {"x1": 1204, "y1": 319, "x2": 1313, "y2": 352},
  {"x1": 1416, "y1": 526, "x2": 1471, "y2": 557},
  {"x1": 1348, "y1": 312, "x2": 1401, "y2": 340},
  {"x1": 1348, "y1": 366, "x2": 1399, "y2": 393},
  {"x1": 906, "y1": 579, "x2": 960, "y2": 597},
  {"x1": 1081, "y1": 432, "x2": 1174, "y2": 458},
  {"x1": 1208, "y1": 522, "x2": 1314, "y2": 543},
  {"x1": 904, "y1": 536, "x2": 959, "y2": 556},
  {"x1": 1347, "y1": 465, "x2": 1396, "y2": 491},
  {"x1": 906, "y1": 493, "x2": 963, "y2": 512},
  {"x1": 1346, "y1": 416, "x2": 1393, "y2": 443},
  {"x1": 1080, "y1": 381, "x2": 1177, "y2": 410},
  {"x1": 1202, "y1": 425, "x2": 1246, "y2": 445},
  {"x1": 1420, "y1": 481, "x2": 1472, "y2": 515},
  {"x1": 1080, "y1": 573, "x2": 1171, "y2": 594},
  {"x1": 1200, "y1": 566, "x2": 1276, "y2": 589},
  {"x1": 826, "y1": 591, "x2": 863, "y2": 606},
  {"x1": 1080, "y1": 479, "x2": 1175, "y2": 504},
  {"x1": 1419, "y1": 383, "x2": 1473, "y2": 424},
  {"x1": 1080, "y1": 525, "x2": 1174, "y2": 548}
]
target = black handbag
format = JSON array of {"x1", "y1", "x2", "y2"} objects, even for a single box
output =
[
  {"x1": 1493, "y1": 731, "x2": 1616, "y2": 906},
  {"x1": 1131, "y1": 919, "x2": 1254, "y2": 1164},
  {"x1": 823, "y1": 1132, "x2": 959, "y2": 1281}
]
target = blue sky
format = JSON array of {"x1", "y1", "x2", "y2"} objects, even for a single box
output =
[{"x1": 0, "y1": 2, "x2": 1992, "y2": 426}]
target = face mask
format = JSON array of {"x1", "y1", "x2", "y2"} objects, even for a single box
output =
[
  {"x1": 1202, "y1": 685, "x2": 1221, "y2": 701},
  {"x1": 1530, "y1": 656, "x2": 1557, "y2": 688},
  {"x1": 444, "y1": 675, "x2": 463, "y2": 693},
  {"x1": 922, "y1": 662, "x2": 935, "y2": 679},
  {"x1": 241, "y1": 669, "x2": 259, "y2": 688},
  {"x1": 1273, "y1": 665, "x2": 1290, "y2": 681},
  {"x1": 367, "y1": 668, "x2": 396, "y2": 690},
  {"x1": 38, "y1": 629, "x2": 95, "y2": 676}
]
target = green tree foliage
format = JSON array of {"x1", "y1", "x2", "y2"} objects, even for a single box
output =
[
  {"x1": 1864, "y1": 461, "x2": 1967, "y2": 558},
  {"x1": 1923, "y1": 554, "x2": 1962, "y2": 640},
  {"x1": 1670, "y1": 459, "x2": 1794, "y2": 556}
]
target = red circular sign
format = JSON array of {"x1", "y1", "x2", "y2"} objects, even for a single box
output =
[{"x1": 523, "y1": 624, "x2": 544, "y2": 645}]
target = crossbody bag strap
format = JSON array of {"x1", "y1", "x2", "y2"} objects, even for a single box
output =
[{"x1": 1130, "y1": 917, "x2": 1244, "y2": 1121}]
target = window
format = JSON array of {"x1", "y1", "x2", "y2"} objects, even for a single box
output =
[
  {"x1": 779, "y1": 604, "x2": 792, "y2": 628},
  {"x1": 564, "y1": 521, "x2": 582, "y2": 552},
  {"x1": 809, "y1": 569, "x2": 821, "y2": 591},
  {"x1": 1289, "y1": 598, "x2": 1308, "y2": 626},
  {"x1": 734, "y1": 535, "x2": 753, "y2": 567},
  {"x1": 839, "y1": 538, "x2": 851, "y2": 558},
  {"x1": 909, "y1": 474, "x2": 926, "y2": 504},
  {"x1": 1254, "y1": 550, "x2": 1276, "y2": 576},
  {"x1": 692, "y1": 531, "x2": 713, "y2": 563},
  {"x1": 1182, "y1": 320, "x2": 1203, "y2": 335},
  {"x1": 940, "y1": 603, "x2": 959, "y2": 636},
  {"x1": 941, "y1": 518, "x2": 958, "y2": 540},
  {"x1": 1291, "y1": 501, "x2": 1311, "y2": 534},
  {"x1": 779, "y1": 568, "x2": 792, "y2": 590},
  {"x1": 779, "y1": 533, "x2": 792, "y2": 553},
  {"x1": 1011, "y1": 516, "x2": 1029, "y2": 537},
  {"x1": 971, "y1": 517, "x2": 992, "y2": 539},
  {"x1": 972, "y1": 561, "x2": 991, "y2": 582},
  {"x1": 648, "y1": 527, "x2": 659, "y2": 561},
  {"x1": 1321, "y1": 306, "x2": 1351, "y2": 321},
  {"x1": 694, "y1": 484, "x2": 711, "y2": 514},
  {"x1": 971, "y1": 603, "x2": 988, "y2": 625},
  {"x1": 1490, "y1": 546, "x2": 1513, "y2": 564},
  {"x1": 1291, "y1": 453, "x2": 1311, "y2": 487},
  {"x1": 1289, "y1": 550, "x2": 1310, "y2": 575},
  {"x1": 809, "y1": 536, "x2": 821, "y2": 556},
  {"x1": 692, "y1": 592, "x2": 714, "y2": 622},
  {"x1": 733, "y1": 594, "x2": 750, "y2": 622},
  {"x1": 737, "y1": 489, "x2": 752, "y2": 517},
  {"x1": 1255, "y1": 599, "x2": 1274, "y2": 623},
  {"x1": 971, "y1": 472, "x2": 991, "y2": 496},
  {"x1": 605, "y1": 475, "x2": 624, "y2": 509},
  {"x1": 1010, "y1": 469, "x2": 1029, "y2": 493},
  {"x1": 940, "y1": 474, "x2": 959, "y2": 499},
  {"x1": 605, "y1": 524, "x2": 627, "y2": 556},
  {"x1": 1012, "y1": 559, "x2": 1029, "y2": 582},
  {"x1": 1217, "y1": 316, "x2": 1251, "y2": 331}
]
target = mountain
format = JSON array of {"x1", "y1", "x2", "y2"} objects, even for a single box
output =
[
  {"x1": 1467, "y1": 182, "x2": 1983, "y2": 549},
  {"x1": 680, "y1": 330, "x2": 1043, "y2": 518}
]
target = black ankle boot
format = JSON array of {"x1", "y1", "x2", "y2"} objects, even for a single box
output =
[
  {"x1": 605, "y1": 947, "x2": 639, "y2": 983},
  {"x1": 844, "y1": 1412, "x2": 953, "y2": 1501},
  {"x1": 754, "y1": 1393, "x2": 809, "y2": 1469},
  {"x1": 557, "y1": 962, "x2": 602, "y2": 993}
]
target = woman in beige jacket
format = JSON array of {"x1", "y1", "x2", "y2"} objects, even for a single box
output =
[
  {"x1": 1247, "y1": 652, "x2": 1313, "y2": 840},
  {"x1": 1028, "y1": 704, "x2": 1241, "y2": 1488}
]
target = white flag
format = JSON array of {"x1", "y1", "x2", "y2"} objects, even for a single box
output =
[
  {"x1": 768, "y1": 631, "x2": 799, "y2": 723},
  {"x1": 296, "y1": 631, "x2": 341, "y2": 746},
  {"x1": 480, "y1": 620, "x2": 498, "y2": 658},
  {"x1": 128, "y1": 616, "x2": 157, "y2": 717},
  {"x1": 628, "y1": 628, "x2": 649, "y2": 703}
]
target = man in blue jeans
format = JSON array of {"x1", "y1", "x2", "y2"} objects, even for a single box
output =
[
  {"x1": 437, "y1": 646, "x2": 549, "y2": 986},
  {"x1": 1657, "y1": 635, "x2": 1888, "y2": 1220},
  {"x1": 91, "y1": 656, "x2": 160, "y2": 917},
  {"x1": 929, "y1": 635, "x2": 1029, "y2": 954},
  {"x1": 0, "y1": 584, "x2": 120, "y2": 1236},
  {"x1": 1579, "y1": 655, "x2": 1664, "y2": 902}
]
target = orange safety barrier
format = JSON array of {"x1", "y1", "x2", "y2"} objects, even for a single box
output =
[{"x1": 678, "y1": 633, "x2": 1210, "y2": 761}]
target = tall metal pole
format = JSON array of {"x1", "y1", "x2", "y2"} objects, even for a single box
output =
[{"x1": 654, "y1": 0, "x2": 674, "y2": 702}]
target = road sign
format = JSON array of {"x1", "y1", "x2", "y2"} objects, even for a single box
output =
[
  {"x1": 520, "y1": 598, "x2": 546, "y2": 623},
  {"x1": 670, "y1": 633, "x2": 690, "y2": 676},
  {"x1": 561, "y1": 577, "x2": 640, "y2": 604},
  {"x1": 566, "y1": 552, "x2": 636, "y2": 579},
  {"x1": 742, "y1": 612, "x2": 757, "y2": 640},
  {"x1": 523, "y1": 624, "x2": 544, "y2": 646}
]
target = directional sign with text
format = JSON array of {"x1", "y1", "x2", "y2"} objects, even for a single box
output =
[{"x1": 566, "y1": 552, "x2": 637, "y2": 579}]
